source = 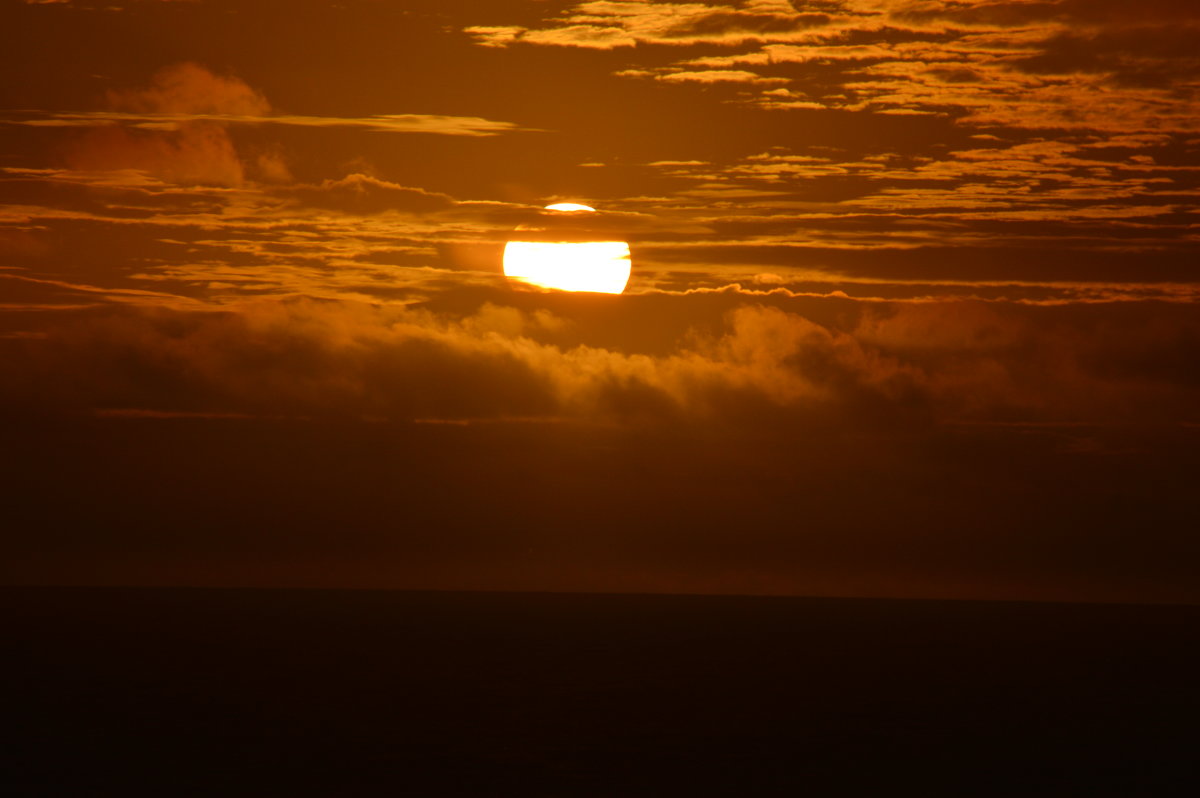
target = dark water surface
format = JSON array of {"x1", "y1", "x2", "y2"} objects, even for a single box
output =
[{"x1": 6, "y1": 587, "x2": 1198, "y2": 796}]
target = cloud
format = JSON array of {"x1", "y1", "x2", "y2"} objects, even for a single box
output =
[
  {"x1": 104, "y1": 62, "x2": 270, "y2": 116},
  {"x1": 10, "y1": 111, "x2": 535, "y2": 137},
  {"x1": 467, "y1": 1, "x2": 1200, "y2": 133},
  {"x1": 657, "y1": 69, "x2": 791, "y2": 85},
  {"x1": 60, "y1": 120, "x2": 247, "y2": 187},
  {"x1": 2, "y1": 290, "x2": 1196, "y2": 603},
  {"x1": 2, "y1": 63, "x2": 532, "y2": 188},
  {"x1": 280, "y1": 174, "x2": 456, "y2": 215},
  {"x1": 466, "y1": 0, "x2": 836, "y2": 49},
  {"x1": 3, "y1": 293, "x2": 1197, "y2": 430},
  {"x1": 37, "y1": 63, "x2": 263, "y2": 187}
]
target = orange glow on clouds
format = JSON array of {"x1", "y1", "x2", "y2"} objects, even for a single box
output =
[{"x1": 503, "y1": 204, "x2": 631, "y2": 294}]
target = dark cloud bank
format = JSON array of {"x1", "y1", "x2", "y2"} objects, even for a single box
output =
[{"x1": 3, "y1": 292, "x2": 1196, "y2": 604}]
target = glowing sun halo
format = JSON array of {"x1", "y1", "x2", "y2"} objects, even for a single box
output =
[{"x1": 503, "y1": 204, "x2": 631, "y2": 294}]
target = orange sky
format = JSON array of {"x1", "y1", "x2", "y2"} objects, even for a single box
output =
[{"x1": 1, "y1": 0, "x2": 1198, "y2": 602}]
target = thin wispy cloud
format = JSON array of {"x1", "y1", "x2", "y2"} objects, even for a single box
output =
[{"x1": 6, "y1": 111, "x2": 534, "y2": 136}]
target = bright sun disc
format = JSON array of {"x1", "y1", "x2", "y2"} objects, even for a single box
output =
[
  {"x1": 503, "y1": 204, "x2": 631, "y2": 294},
  {"x1": 543, "y1": 202, "x2": 596, "y2": 212}
]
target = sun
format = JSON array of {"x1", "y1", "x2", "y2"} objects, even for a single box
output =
[
  {"x1": 543, "y1": 202, "x2": 596, "y2": 212},
  {"x1": 503, "y1": 204, "x2": 631, "y2": 294}
]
